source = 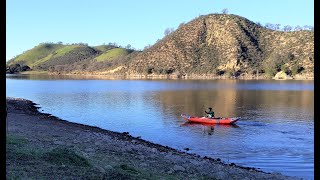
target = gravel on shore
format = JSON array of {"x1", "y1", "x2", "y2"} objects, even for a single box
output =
[{"x1": 6, "y1": 97, "x2": 303, "y2": 179}]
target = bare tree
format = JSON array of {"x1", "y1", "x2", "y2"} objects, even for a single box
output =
[
  {"x1": 283, "y1": 25, "x2": 292, "y2": 32},
  {"x1": 303, "y1": 25, "x2": 313, "y2": 31},
  {"x1": 274, "y1": 24, "x2": 281, "y2": 30},
  {"x1": 144, "y1": 44, "x2": 151, "y2": 50},
  {"x1": 294, "y1": 25, "x2": 302, "y2": 31},
  {"x1": 111, "y1": 42, "x2": 118, "y2": 47},
  {"x1": 265, "y1": 23, "x2": 275, "y2": 30},
  {"x1": 222, "y1": 8, "x2": 228, "y2": 14},
  {"x1": 164, "y1": 28, "x2": 174, "y2": 36}
]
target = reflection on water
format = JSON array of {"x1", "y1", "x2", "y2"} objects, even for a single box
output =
[
  {"x1": 6, "y1": 73, "x2": 127, "y2": 80},
  {"x1": 181, "y1": 122, "x2": 240, "y2": 136},
  {"x1": 154, "y1": 89, "x2": 313, "y2": 124},
  {"x1": 6, "y1": 74, "x2": 314, "y2": 179}
]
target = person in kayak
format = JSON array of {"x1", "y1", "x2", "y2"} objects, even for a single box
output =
[{"x1": 205, "y1": 107, "x2": 215, "y2": 118}]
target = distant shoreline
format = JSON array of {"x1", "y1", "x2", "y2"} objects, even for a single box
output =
[{"x1": 8, "y1": 71, "x2": 314, "y2": 80}]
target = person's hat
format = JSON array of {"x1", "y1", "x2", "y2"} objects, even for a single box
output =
[{"x1": 208, "y1": 107, "x2": 212, "y2": 109}]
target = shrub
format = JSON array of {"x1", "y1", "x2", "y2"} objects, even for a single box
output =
[
  {"x1": 6, "y1": 64, "x2": 31, "y2": 73},
  {"x1": 144, "y1": 67, "x2": 154, "y2": 74},
  {"x1": 281, "y1": 64, "x2": 291, "y2": 75},
  {"x1": 215, "y1": 69, "x2": 224, "y2": 76},
  {"x1": 165, "y1": 68, "x2": 174, "y2": 74},
  {"x1": 291, "y1": 65, "x2": 304, "y2": 75}
]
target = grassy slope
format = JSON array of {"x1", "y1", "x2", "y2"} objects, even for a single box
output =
[
  {"x1": 95, "y1": 48, "x2": 130, "y2": 62},
  {"x1": 94, "y1": 45, "x2": 117, "y2": 52},
  {"x1": 6, "y1": 135, "x2": 101, "y2": 179},
  {"x1": 32, "y1": 45, "x2": 79, "y2": 67},
  {"x1": 8, "y1": 44, "x2": 130, "y2": 70},
  {"x1": 8, "y1": 43, "x2": 65, "y2": 67},
  {"x1": 6, "y1": 134, "x2": 174, "y2": 179}
]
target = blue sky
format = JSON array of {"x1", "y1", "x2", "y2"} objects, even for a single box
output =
[{"x1": 6, "y1": 0, "x2": 314, "y2": 61}]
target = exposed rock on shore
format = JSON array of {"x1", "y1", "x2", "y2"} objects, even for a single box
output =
[{"x1": 273, "y1": 71, "x2": 293, "y2": 80}]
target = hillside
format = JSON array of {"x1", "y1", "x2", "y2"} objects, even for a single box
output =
[
  {"x1": 7, "y1": 14, "x2": 314, "y2": 79},
  {"x1": 95, "y1": 48, "x2": 134, "y2": 62},
  {"x1": 6, "y1": 43, "x2": 136, "y2": 74},
  {"x1": 7, "y1": 43, "x2": 65, "y2": 68},
  {"x1": 125, "y1": 14, "x2": 313, "y2": 79}
]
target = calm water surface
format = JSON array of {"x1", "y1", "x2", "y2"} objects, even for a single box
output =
[{"x1": 6, "y1": 74, "x2": 314, "y2": 179}]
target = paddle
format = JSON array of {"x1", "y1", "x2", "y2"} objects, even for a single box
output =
[{"x1": 202, "y1": 104, "x2": 206, "y2": 117}]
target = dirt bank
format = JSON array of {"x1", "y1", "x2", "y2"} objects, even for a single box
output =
[{"x1": 6, "y1": 97, "x2": 302, "y2": 179}]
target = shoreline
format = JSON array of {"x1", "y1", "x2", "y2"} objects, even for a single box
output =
[
  {"x1": 6, "y1": 97, "x2": 302, "y2": 179},
  {"x1": 13, "y1": 71, "x2": 314, "y2": 80}
]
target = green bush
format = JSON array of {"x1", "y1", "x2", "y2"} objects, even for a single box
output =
[{"x1": 262, "y1": 51, "x2": 297, "y2": 77}]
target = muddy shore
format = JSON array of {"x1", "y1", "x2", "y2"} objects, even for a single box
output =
[{"x1": 6, "y1": 97, "x2": 302, "y2": 179}]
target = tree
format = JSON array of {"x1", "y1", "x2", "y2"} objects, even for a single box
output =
[
  {"x1": 143, "y1": 44, "x2": 151, "y2": 50},
  {"x1": 222, "y1": 8, "x2": 228, "y2": 14},
  {"x1": 263, "y1": 52, "x2": 287, "y2": 77},
  {"x1": 265, "y1": 23, "x2": 275, "y2": 30},
  {"x1": 164, "y1": 28, "x2": 174, "y2": 36},
  {"x1": 291, "y1": 65, "x2": 304, "y2": 76},
  {"x1": 303, "y1": 25, "x2": 314, "y2": 31},
  {"x1": 125, "y1": 44, "x2": 132, "y2": 49},
  {"x1": 294, "y1": 25, "x2": 302, "y2": 31},
  {"x1": 283, "y1": 25, "x2": 292, "y2": 32},
  {"x1": 256, "y1": 22, "x2": 262, "y2": 26},
  {"x1": 274, "y1": 24, "x2": 281, "y2": 30}
]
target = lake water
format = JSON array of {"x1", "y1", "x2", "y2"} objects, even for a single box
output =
[{"x1": 6, "y1": 74, "x2": 314, "y2": 179}]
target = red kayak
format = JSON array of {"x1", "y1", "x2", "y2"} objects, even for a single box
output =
[{"x1": 181, "y1": 114, "x2": 240, "y2": 124}]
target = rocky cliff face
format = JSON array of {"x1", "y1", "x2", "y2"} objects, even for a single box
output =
[{"x1": 126, "y1": 14, "x2": 313, "y2": 78}]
